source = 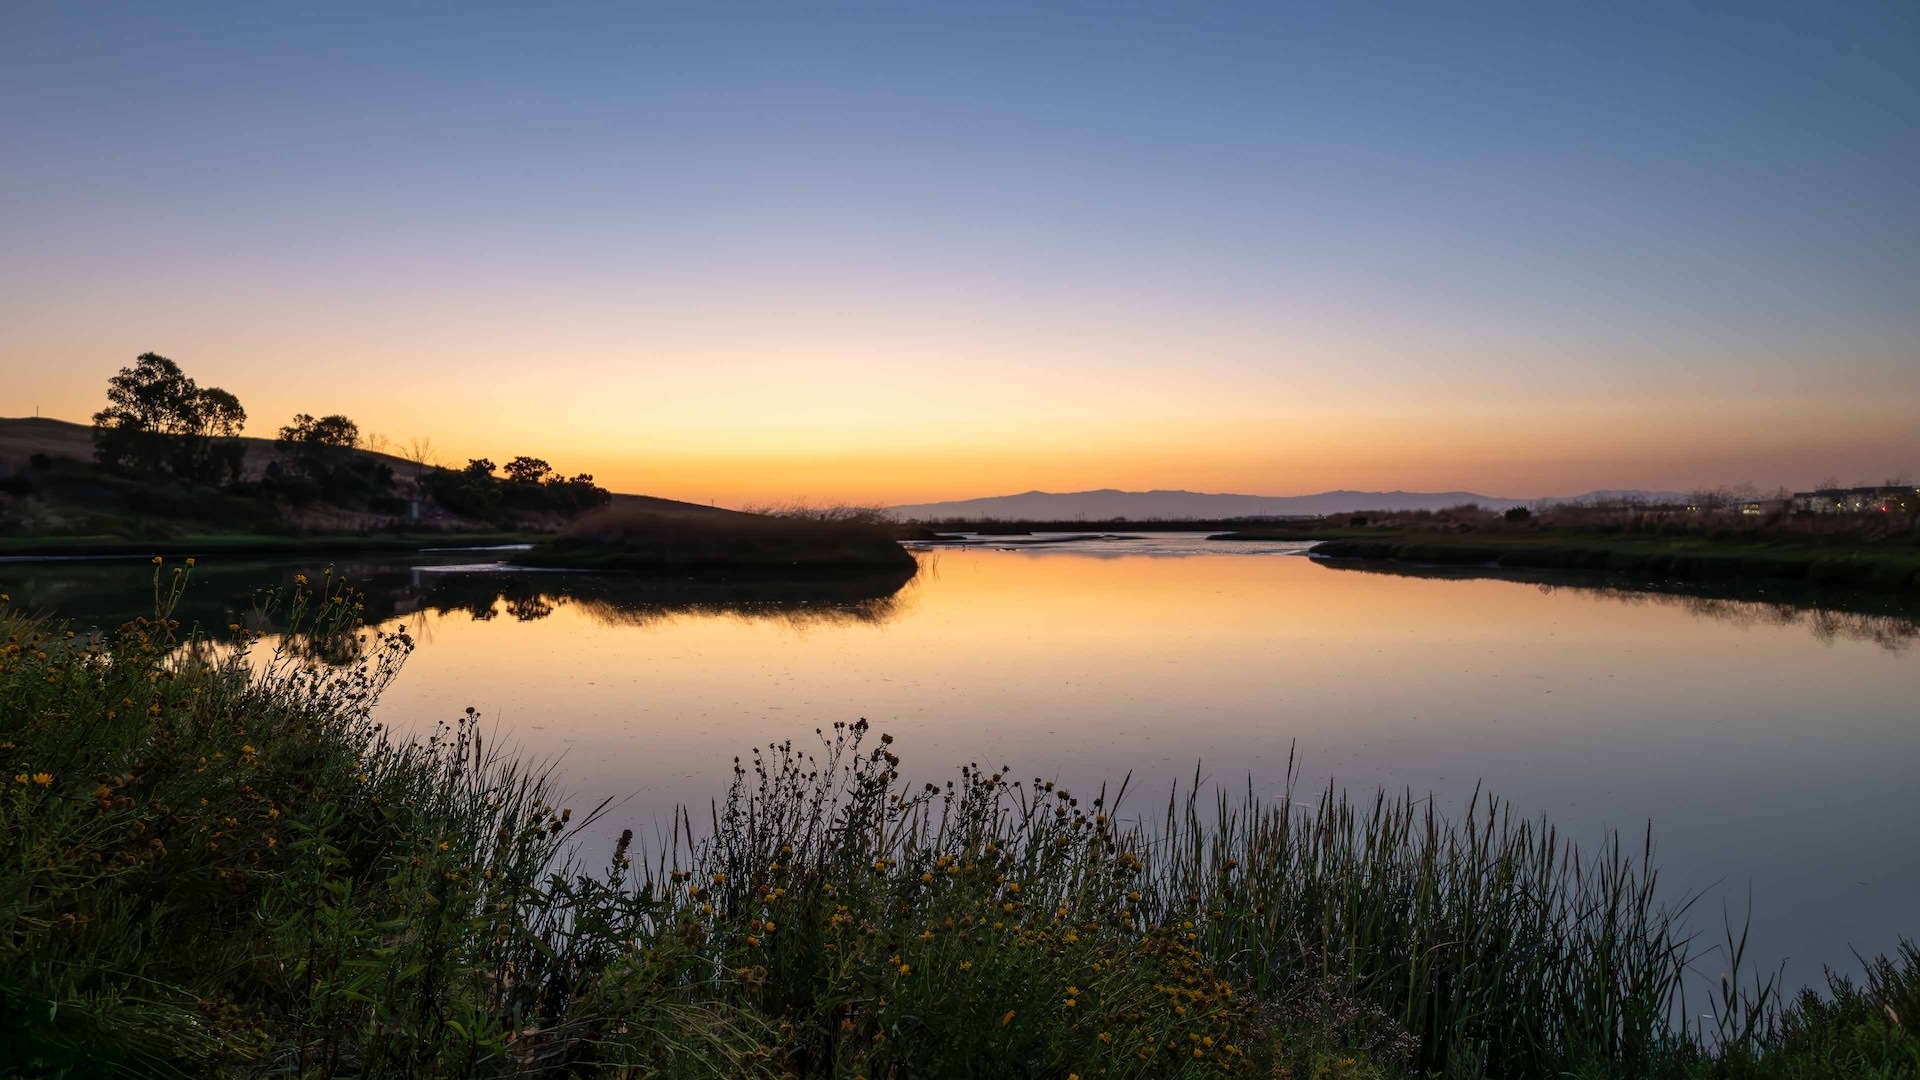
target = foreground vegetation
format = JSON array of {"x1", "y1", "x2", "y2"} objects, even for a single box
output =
[
  {"x1": 2, "y1": 572, "x2": 1916, "y2": 1078},
  {"x1": 516, "y1": 504, "x2": 920, "y2": 575}
]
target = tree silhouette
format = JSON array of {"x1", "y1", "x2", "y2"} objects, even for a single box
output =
[{"x1": 91, "y1": 352, "x2": 247, "y2": 481}]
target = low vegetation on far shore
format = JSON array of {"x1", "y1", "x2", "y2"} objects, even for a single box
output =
[
  {"x1": 514, "y1": 503, "x2": 919, "y2": 575},
  {"x1": 1208, "y1": 499, "x2": 1920, "y2": 591},
  {"x1": 4, "y1": 571, "x2": 1917, "y2": 1077}
]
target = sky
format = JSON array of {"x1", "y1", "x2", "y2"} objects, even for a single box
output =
[{"x1": 2, "y1": 2, "x2": 1916, "y2": 505}]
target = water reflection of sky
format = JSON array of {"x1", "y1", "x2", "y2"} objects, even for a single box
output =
[{"x1": 6, "y1": 547, "x2": 1918, "y2": 992}]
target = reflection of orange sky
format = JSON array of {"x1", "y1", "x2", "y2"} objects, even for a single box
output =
[
  {"x1": 360, "y1": 550, "x2": 1920, "y2": 991},
  {"x1": 375, "y1": 551, "x2": 1917, "y2": 789}
]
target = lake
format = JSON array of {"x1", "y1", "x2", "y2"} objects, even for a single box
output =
[{"x1": 7, "y1": 538, "x2": 1917, "y2": 993}]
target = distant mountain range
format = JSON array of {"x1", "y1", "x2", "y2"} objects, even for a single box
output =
[{"x1": 891, "y1": 488, "x2": 1689, "y2": 521}]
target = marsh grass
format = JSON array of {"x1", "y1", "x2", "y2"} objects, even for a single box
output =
[
  {"x1": 1, "y1": 573, "x2": 1915, "y2": 1077},
  {"x1": 515, "y1": 503, "x2": 917, "y2": 574}
]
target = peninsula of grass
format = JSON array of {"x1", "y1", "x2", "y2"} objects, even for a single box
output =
[
  {"x1": 1211, "y1": 510, "x2": 1920, "y2": 591},
  {"x1": 513, "y1": 503, "x2": 920, "y2": 576},
  {"x1": 4, "y1": 571, "x2": 1918, "y2": 1077}
]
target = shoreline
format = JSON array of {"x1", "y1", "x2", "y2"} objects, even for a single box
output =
[
  {"x1": 1226, "y1": 532, "x2": 1920, "y2": 590},
  {"x1": 0, "y1": 531, "x2": 542, "y2": 561}
]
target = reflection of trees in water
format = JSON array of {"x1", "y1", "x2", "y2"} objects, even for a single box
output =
[
  {"x1": 412, "y1": 569, "x2": 916, "y2": 631},
  {"x1": 1314, "y1": 560, "x2": 1920, "y2": 652},
  {"x1": 4, "y1": 557, "x2": 916, "y2": 650}
]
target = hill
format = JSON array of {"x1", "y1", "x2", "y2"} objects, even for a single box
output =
[
  {"x1": 890, "y1": 487, "x2": 1690, "y2": 521},
  {"x1": 0, "y1": 415, "x2": 732, "y2": 545},
  {"x1": 0, "y1": 415, "x2": 419, "y2": 480}
]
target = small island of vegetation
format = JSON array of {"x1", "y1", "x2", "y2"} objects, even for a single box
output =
[{"x1": 514, "y1": 502, "x2": 919, "y2": 576}]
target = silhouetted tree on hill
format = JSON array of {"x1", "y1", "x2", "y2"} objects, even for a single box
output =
[{"x1": 91, "y1": 352, "x2": 248, "y2": 482}]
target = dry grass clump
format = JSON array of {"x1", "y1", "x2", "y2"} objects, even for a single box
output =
[{"x1": 521, "y1": 503, "x2": 916, "y2": 573}]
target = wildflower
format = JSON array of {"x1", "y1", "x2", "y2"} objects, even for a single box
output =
[
  {"x1": 897, "y1": 962, "x2": 911, "y2": 975},
  {"x1": 185, "y1": 558, "x2": 195, "y2": 567},
  {"x1": 151, "y1": 556, "x2": 162, "y2": 565},
  {"x1": 31, "y1": 773, "x2": 51, "y2": 786},
  {"x1": 13, "y1": 774, "x2": 27, "y2": 785},
  {"x1": 1097, "y1": 1032, "x2": 1112, "y2": 1044},
  {"x1": 295, "y1": 574, "x2": 308, "y2": 585},
  {"x1": 1001, "y1": 1010, "x2": 1016, "y2": 1026},
  {"x1": 959, "y1": 960, "x2": 972, "y2": 970},
  {"x1": 1063, "y1": 997, "x2": 1076, "y2": 1009}
]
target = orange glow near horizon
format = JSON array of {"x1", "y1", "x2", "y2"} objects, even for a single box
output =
[{"x1": 9, "y1": 336, "x2": 1916, "y2": 506}]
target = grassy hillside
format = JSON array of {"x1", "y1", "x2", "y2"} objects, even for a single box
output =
[
  {"x1": 0, "y1": 415, "x2": 417, "y2": 480},
  {"x1": 0, "y1": 416, "x2": 734, "y2": 553}
]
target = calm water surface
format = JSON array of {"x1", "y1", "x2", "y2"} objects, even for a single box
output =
[{"x1": 8, "y1": 540, "x2": 1918, "y2": 991}]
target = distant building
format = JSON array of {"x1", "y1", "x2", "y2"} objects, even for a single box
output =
[{"x1": 1789, "y1": 486, "x2": 1919, "y2": 513}]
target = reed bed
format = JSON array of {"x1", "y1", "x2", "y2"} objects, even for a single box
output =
[{"x1": 1, "y1": 570, "x2": 1913, "y2": 1077}]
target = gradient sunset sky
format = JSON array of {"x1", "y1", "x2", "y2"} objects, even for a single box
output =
[{"x1": 3, "y1": 2, "x2": 1915, "y2": 505}]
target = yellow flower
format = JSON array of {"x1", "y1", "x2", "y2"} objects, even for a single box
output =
[
  {"x1": 32, "y1": 773, "x2": 52, "y2": 786},
  {"x1": 897, "y1": 963, "x2": 911, "y2": 975},
  {"x1": 959, "y1": 960, "x2": 973, "y2": 971},
  {"x1": 184, "y1": 558, "x2": 195, "y2": 567},
  {"x1": 1000, "y1": 1010, "x2": 1016, "y2": 1026},
  {"x1": 1063, "y1": 997, "x2": 1076, "y2": 1009},
  {"x1": 151, "y1": 556, "x2": 163, "y2": 565},
  {"x1": 295, "y1": 574, "x2": 308, "y2": 585},
  {"x1": 12, "y1": 774, "x2": 27, "y2": 785},
  {"x1": 1097, "y1": 1032, "x2": 1112, "y2": 1044}
]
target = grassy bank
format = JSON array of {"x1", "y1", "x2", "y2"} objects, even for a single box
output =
[
  {"x1": 515, "y1": 504, "x2": 920, "y2": 575},
  {"x1": 3, "y1": 573, "x2": 1916, "y2": 1078},
  {"x1": 0, "y1": 531, "x2": 539, "y2": 560},
  {"x1": 1290, "y1": 533, "x2": 1920, "y2": 590},
  {"x1": 1203, "y1": 517, "x2": 1920, "y2": 591}
]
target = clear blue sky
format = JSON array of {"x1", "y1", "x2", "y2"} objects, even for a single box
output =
[{"x1": 3, "y1": 2, "x2": 1915, "y2": 501}]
